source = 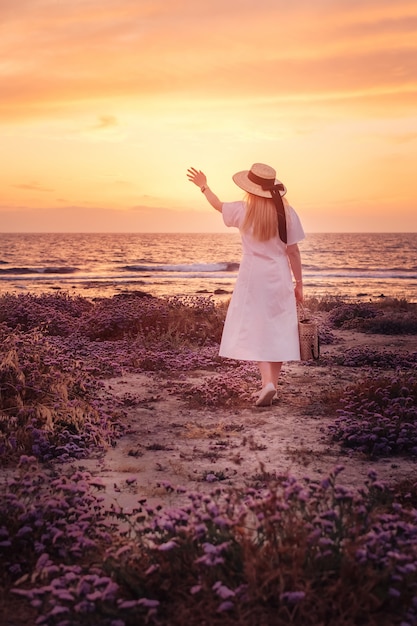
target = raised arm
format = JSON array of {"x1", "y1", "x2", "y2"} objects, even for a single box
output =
[
  {"x1": 187, "y1": 167, "x2": 223, "y2": 212},
  {"x1": 286, "y1": 243, "x2": 303, "y2": 303}
]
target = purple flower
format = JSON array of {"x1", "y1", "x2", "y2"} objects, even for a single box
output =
[
  {"x1": 195, "y1": 553, "x2": 225, "y2": 567},
  {"x1": 50, "y1": 605, "x2": 69, "y2": 616},
  {"x1": 86, "y1": 590, "x2": 103, "y2": 602},
  {"x1": 114, "y1": 545, "x2": 131, "y2": 558},
  {"x1": 137, "y1": 598, "x2": 160, "y2": 608},
  {"x1": 16, "y1": 525, "x2": 32, "y2": 538},
  {"x1": 157, "y1": 540, "x2": 178, "y2": 551},
  {"x1": 213, "y1": 581, "x2": 235, "y2": 599},
  {"x1": 118, "y1": 600, "x2": 139, "y2": 609},
  {"x1": 280, "y1": 591, "x2": 306, "y2": 604}
]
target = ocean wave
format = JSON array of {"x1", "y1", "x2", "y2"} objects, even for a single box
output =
[
  {"x1": 0, "y1": 266, "x2": 80, "y2": 275},
  {"x1": 305, "y1": 269, "x2": 417, "y2": 280},
  {"x1": 303, "y1": 264, "x2": 417, "y2": 274},
  {"x1": 121, "y1": 262, "x2": 240, "y2": 273}
]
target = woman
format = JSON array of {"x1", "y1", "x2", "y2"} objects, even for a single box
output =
[{"x1": 187, "y1": 163, "x2": 304, "y2": 407}]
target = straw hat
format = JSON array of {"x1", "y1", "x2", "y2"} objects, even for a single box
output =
[{"x1": 232, "y1": 163, "x2": 287, "y2": 198}]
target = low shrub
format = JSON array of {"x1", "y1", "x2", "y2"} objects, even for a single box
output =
[
  {"x1": 322, "y1": 347, "x2": 417, "y2": 369},
  {"x1": 0, "y1": 292, "x2": 225, "y2": 345},
  {"x1": 0, "y1": 458, "x2": 126, "y2": 626},
  {"x1": 303, "y1": 295, "x2": 347, "y2": 313},
  {"x1": 0, "y1": 327, "x2": 124, "y2": 464},
  {"x1": 317, "y1": 323, "x2": 337, "y2": 345},
  {"x1": 103, "y1": 468, "x2": 417, "y2": 625},
  {"x1": 373, "y1": 297, "x2": 412, "y2": 312},
  {"x1": 78, "y1": 294, "x2": 224, "y2": 345},
  {"x1": 360, "y1": 312, "x2": 417, "y2": 335},
  {"x1": 0, "y1": 458, "x2": 111, "y2": 583},
  {"x1": 326, "y1": 299, "x2": 417, "y2": 335},
  {"x1": 4, "y1": 462, "x2": 417, "y2": 625},
  {"x1": 168, "y1": 361, "x2": 259, "y2": 408},
  {"x1": 328, "y1": 303, "x2": 380, "y2": 329},
  {"x1": 329, "y1": 372, "x2": 417, "y2": 457},
  {"x1": 0, "y1": 292, "x2": 92, "y2": 336}
]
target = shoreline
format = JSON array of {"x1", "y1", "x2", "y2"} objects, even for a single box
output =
[{"x1": 0, "y1": 280, "x2": 415, "y2": 305}]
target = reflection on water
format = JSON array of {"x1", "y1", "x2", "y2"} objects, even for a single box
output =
[{"x1": 0, "y1": 232, "x2": 416, "y2": 301}]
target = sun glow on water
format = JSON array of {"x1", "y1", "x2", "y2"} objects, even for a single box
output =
[{"x1": 0, "y1": 232, "x2": 416, "y2": 302}]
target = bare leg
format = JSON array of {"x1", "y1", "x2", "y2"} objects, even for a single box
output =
[
  {"x1": 255, "y1": 362, "x2": 283, "y2": 407},
  {"x1": 258, "y1": 361, "x2": 282, "y2": 388}
]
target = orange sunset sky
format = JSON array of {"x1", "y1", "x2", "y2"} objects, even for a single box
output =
[{"x1": 1, "y1": 0, "x2": 416, "y2": 233}]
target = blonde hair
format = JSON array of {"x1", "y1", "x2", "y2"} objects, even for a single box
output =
[{"x1": 241, "y1": 192, "x2": 286, "y2": 242}]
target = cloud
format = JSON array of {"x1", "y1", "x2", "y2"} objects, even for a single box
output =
[
  {"x1": 12, "y1": 181, "x2": 53, "y2": 192},
  {"x1": 112, "y1": 179, "x2": 133, "y2": 187},
  {"x1": 1, "y1": 0, "x2": 416, "y2": 124},
  {"x1": 388, "y1": 131, "x2": 417, "y2": 143},
  {"x1": 0, "y1": 0, "x2": 415, "y2": 236},
  {"x1": 91, "y1": 115, "x2": 118, "y2": 130},
  {"x1": 0, "y1": 203, "x2": 228, "y2": 233}
]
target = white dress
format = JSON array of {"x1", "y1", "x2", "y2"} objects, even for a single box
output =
[{"x1": 219, "y1": 200, "x2": 305, "y2": 362}]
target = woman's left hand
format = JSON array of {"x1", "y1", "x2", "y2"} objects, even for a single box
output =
[
  {"x1": 295, "y1": 282, "x2": 303, "y2": 303},
  {"x1": 187, "y1": 167, "x2": 207, "y2": 188}
]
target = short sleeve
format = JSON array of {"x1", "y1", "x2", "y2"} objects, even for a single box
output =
[
  {"x1": 222, "y1": 201, "x2": 245, "y2": 228},
  {"x1": 286, "y1": 205, "x2": 305, "y2": 246}
]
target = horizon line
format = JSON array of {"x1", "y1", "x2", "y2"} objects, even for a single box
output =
[{"x1": 1, "y1": 231, "x2": 416, "y2": 236}]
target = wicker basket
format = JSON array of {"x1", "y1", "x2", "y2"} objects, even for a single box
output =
[{"x1": 298, "y1": 307, "x2": 320, "y2": 361}]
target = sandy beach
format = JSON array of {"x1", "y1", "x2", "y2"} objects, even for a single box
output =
[{"x1": 63, "y1": 322, "x2": 417, "y2": 513}]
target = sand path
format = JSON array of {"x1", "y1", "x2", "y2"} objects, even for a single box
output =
[{"x1": 66, "y1": 328, "x2": 417, "y2": 512}]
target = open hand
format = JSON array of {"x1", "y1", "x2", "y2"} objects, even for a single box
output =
[{"x1": 187, "y1": 167, "x2": 207, "y2": 188}]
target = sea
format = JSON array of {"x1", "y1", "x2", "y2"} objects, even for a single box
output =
[{"x1": 0, "y1": 232, "x2": 416, "y2": 302}]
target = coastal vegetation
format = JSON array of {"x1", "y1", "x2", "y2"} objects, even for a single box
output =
[{"x1": 1, "y1": 292, "x2": 417, "y2": 624}]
